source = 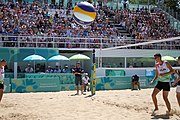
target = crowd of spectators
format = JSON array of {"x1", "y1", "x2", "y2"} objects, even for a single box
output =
[
  {"x1": 114, "y1": 7, "x2": 180, "y2": 41},
  {"x1": 18, "y1": 63, "x2": 75, "y2": 73},
  {"x1": 0, "y1": 1, "x2": 118, "y2": 48},
  {"x1": 0, "y1": 1, "x2": 179, "y2": 49}
]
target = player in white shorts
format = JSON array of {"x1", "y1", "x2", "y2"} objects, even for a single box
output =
[
  {"x1": 0, "y1": 59, "x2": 7, "y2": 102},
  {"x1": 172, "y1": 56, "x2": 180, "y2": 106}
]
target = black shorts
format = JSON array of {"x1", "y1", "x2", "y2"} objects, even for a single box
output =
[
  {"x1": 155, "y1": 81, "x2": 170, "y2": 91},
  {"x1": 133, "y1": 81, "x2": 139, "y2": 85},
  {"x1": 0, "y1": 83, "x2": 4, "y2": 89},
  {"x1": 75, "y1": 76, "x2": 82, "y2": 85}
]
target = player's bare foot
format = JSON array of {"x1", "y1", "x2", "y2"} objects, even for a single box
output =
[
  {"x1": 151, "y1": 109, "x2": 158, "y2": 116},
  {"x1": 166, "y1": 110, "x2": 173, "y2": 116}
]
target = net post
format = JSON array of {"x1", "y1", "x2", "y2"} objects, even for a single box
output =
[{"x1": 91, "y1": 49, "x2": 96, "y2": 95}]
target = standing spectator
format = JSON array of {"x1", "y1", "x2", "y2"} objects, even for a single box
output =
[{"x1": 73, "y1": 62, "x2": 84, "y2": 95}]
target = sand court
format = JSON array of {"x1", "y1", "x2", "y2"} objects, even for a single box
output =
[{"x1": 0, "y1": 88, "x2": 179, "y2": 120}]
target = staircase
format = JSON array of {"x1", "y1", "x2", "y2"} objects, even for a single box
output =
[{"x1": 114, "y1": 23, "x2": 135, "y2": 45}]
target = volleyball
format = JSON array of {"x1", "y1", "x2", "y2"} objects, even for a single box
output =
[{"x1": 73, "y1": 1, "x2": 96, "y2": 25}]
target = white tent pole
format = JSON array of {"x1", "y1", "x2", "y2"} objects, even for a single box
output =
[
  {"x1": 14, "y1": 62, "x2": 17, "y2": 79},
  {"x1": 125, "y1": 57, "x2": 127, "y2": 68},
  {"x1": 34, "y1": 61, "x2": 35, "y2": 73}
]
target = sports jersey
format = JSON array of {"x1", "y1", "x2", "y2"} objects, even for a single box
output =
[{"x1": 156, "y1": 61, "x2": 171, "y2": 82}]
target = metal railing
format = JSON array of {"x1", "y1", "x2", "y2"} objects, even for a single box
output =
[
  {"x1": 0, "y1": 35, "x2": 180, "y2": 50},
  {"x1": 0, "y1": 35, "x2": 135, "y2": 49}
]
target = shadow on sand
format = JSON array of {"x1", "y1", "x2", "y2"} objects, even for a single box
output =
[
  {"x1": 151, "y1": 114, "x2": 170, "y2": 119},
  {"x1": 84, "y1": 95, "x2": 94, "y2": 98}
]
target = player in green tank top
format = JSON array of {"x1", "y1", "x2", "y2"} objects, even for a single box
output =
[
  {"x1": 150, "y1": 53, "x2": 174, "y2": 115},
  {"x1": 157, "y1": 74, "x2": 171, "y2": 82}
]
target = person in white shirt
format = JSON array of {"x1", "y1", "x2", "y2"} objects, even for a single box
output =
[
  {"x1": 46, "y1": 66, "x2": 53, "y2": 73},
  {"x1": 53, "y1": 66, "x2": 61, "y2": 73},
  {"x1": 25, "y1": 64, "x2": 34, "y2": 73},
  {"x1": 0, "y1": 59, "x2": 7, "y2": 102},
  {"x1": 82, "y1": 73, "x2": 90, "y2": 92}
]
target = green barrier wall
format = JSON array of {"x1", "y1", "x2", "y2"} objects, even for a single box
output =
[
  {"x1": 60, "y1": 84, "x2": 76, "y2": 91},
  {"x1": 106, "y1": 70, "x2": 125, "y2": 77},
  {"x1": 25, "y1": 73, "x2": 76, "y2": 91},
  {"x1": 11, "y1": 78, "x2": 60, "y2": 93},
  {"x1": 5, "y1": 73, "x2": 25, "y2": 79},
  {"x1": 4, "y1": 78, "x2": 11, "y2": 93},
  {"x1": 96, "y1": 76, "x2": 156, "y2": 90},
  {"x1": 6, "y1": 74, "x2": 160, "y2": 92},
  {"x1": 26, "y1": 73, "x2": 76, "y2": 91},
  {"x1": 26, "y1": 73, "x2": 75, "y2": 83},
  {"x1": 8, "y1": 75, "x2": 157, "y2": 92}
]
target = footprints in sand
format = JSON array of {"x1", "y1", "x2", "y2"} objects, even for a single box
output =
[
  {"x1": 94, "y1": 99, "x2": 150, "y2": 113},
  {"x1": 93, "y1": 98, "x2": 180, "y2": 119},
  {"x1": 171, "y1": 109, "x2": 180, "y2": 117},
  {"x1": 0, "y1": 103, "x2": 17, "y2": 108},
  {"x1": 0, "y1": 113, "x2": 38, "y2": 120}
]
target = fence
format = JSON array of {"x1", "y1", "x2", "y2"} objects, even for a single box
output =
[{"x1": 0, "y1": 35, "x2": 180, "y2": 50}]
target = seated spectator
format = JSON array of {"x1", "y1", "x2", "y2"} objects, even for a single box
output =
[
  {"x1": 62, "y1": 65, "x2": 71, "y2": 73},
  {"x1": 46, "y1": 66, "x2": 53, "y2": 73},
  {"x1": 70, "y1": 65, "x2": 75, "y2": 73},
  {"x1": 25, "y1": 64, "x2": 34, "y2": 73},
  {"x1": 82, "y1": 73, "x2": 90, "y2": 92},
  {"x1": 53, "y1": 66, "x2": 61, "y2": 73},
  {"x1": 131, "y1": 74, "x2": 140, "y2": 90},
  {"x1": 129, "y1": 64, "x2": 133, "y2": 68}
]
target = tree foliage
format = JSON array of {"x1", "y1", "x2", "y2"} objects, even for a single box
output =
[
  {"x1": 164, "y1": 0, "x2": 179, "y2": 12},
  {"x1": 164, "y1": 0, "x2": 180, "y2": 19}
]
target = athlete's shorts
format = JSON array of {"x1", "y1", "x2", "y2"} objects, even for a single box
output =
[
  {"x1": 0, "y1": 83, "x2": 4, "y2": 89},
  {"x1": 155, "y1": 81, "x2": 170, "y2": 91},
  {"x1": 75, "y1": 76, "x2": 82, "y2": 85},
  {"x1": 176, "y1": 85, "x2": 180, "y2": 93}
]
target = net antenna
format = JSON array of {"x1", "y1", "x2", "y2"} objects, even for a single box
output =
[{"x1": 102, "y1": 37, "x2": 180, "y2": 51}]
